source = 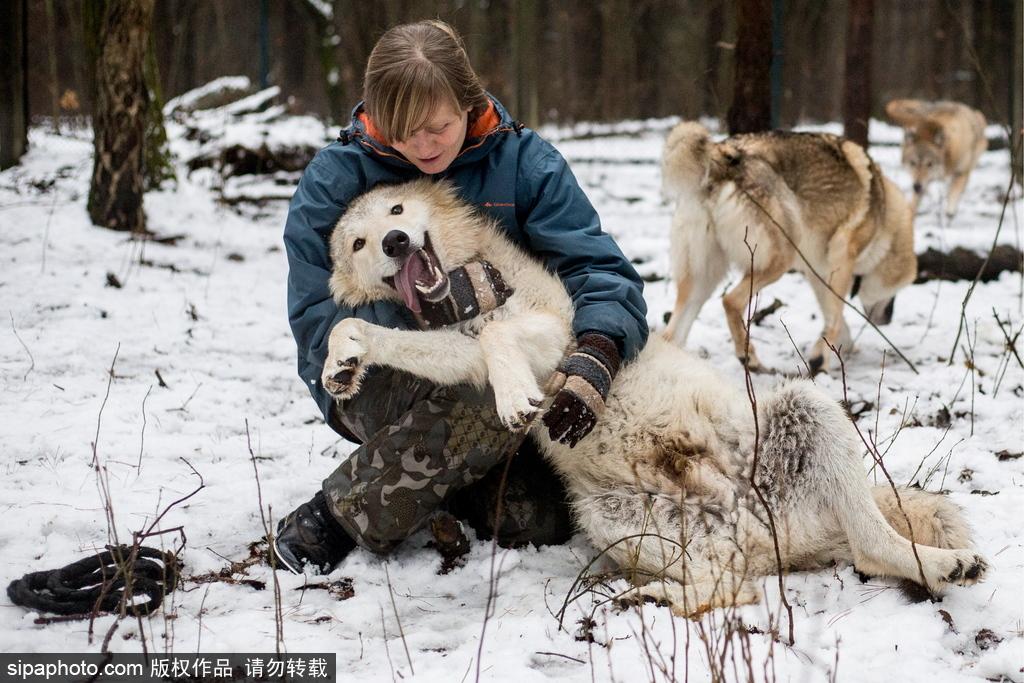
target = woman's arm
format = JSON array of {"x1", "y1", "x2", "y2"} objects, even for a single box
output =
[{"x1": 515, "y1": 137, "x2": 649, "y2": 361}]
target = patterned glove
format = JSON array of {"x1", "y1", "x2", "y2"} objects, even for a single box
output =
[
  {"x1": 415, "y1": 261, "x2": 514, "y2": 329},
  {"x1": 542, "y1": 332, "x2": 621, "y2": 447}
]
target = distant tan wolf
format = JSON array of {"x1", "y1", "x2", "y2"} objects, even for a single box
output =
[
  {"x1": 660, "y1": 123, "x2": 916, "y2": 374},
  {"x1": 885, "y1": 99, "x2": 987, "y2": 218},
  {"x1": 319, "y1": 178, "x2": 984, "y2": 615}
]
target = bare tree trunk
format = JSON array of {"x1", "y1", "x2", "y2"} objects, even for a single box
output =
[
  {"x1": 294, "y1": 0, "x2": 345, "y2": 124},
  {"x1": 166, "y1": 0, "x2": 199, "y2": 97},
  {"x1": 87, "y1": 0, "x2": 155, "y2": 233},
  {"x1": 728, "y1": 0, "x2": 772, "y2": 134},
  {"x1": 564, "y1": 0, "x2": 602, "y2": 122},
  {"x1": 66, "y1": 0, "x2": 91, "y2": 115},
  {"x1": 928, "y1": 2, "x2": 949, "y2": 100},
  {"x1": 0, "y1": 0, "x2": 28, "y2": 169},
  {"x1": 769, "y1": 0, "x2": 784, "y2": 128},
  {"x1": 466, "y1": 0, "x2": 486, "y2": 74},
  {"x1": 333, "y1": 1, "x2": 378, "y2": 117},
  {"x1": 842, "y1": 0, "x2": 873, "y2": 147},
  {"x1": 549, "y1": 5, "x2": 577, "y2": 123},
  {"x1": 511, "y1": 0, "x2": 539, "y2": 128},
  {"x1": 1014, "y1": 0, "x2": 1023, "y2": 186},
  {"x1": 598, "y1": 0, "x2": 637, "y2": 121},
  {"x1": 44, "y1": 0, "x2": 62, "y2": 133},
  {"x1": 144, "y1": 34, "x2": 174, "y2": 190},
  {"x1": 704, "y1": 0, "x2": 725, "y2": 117},
  {"x1": 634, "y1": 1, "x2": 660, "y2": 117}
]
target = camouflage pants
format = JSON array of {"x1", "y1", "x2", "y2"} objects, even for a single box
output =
[{"x1": 323, "y1": 368, "x2": 573, "y2": 554}]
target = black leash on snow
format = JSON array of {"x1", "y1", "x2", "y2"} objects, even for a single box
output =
[{"x1": 7, "y1": 545, "x2": 180, "y2": 616}]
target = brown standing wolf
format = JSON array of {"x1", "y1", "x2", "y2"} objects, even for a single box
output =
[
  {"x1": 661, "y1": 123, "x2": 916, "y2": 374},
  {"x1": 885, "y1": 99, "x2": 988, "y2": 218}
]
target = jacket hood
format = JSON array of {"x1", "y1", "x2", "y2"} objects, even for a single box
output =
[{"x1": 340, "y1": 95, "x2": 520, "y2": 172}]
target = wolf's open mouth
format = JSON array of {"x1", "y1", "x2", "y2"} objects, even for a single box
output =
[{"x1": 384, "y1": 233, "x2": 449, "y2": 313}]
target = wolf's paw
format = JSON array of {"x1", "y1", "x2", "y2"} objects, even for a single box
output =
[
  {"x1": 323, "y1": 355, "x2": 365, "y2": 400},
  {"x1": 807, "y1": 353, "x2": 827, "y2": 375},
  {"x1": 739, "y1": 352, "x2": 766, "y2": 374},
  {"x1": 808, "y1": 330, "x2": 852, "y2": 375},
  {"x1": 322, "y1": 319, "x2": 370, "y2": 400},
  {"x1": 938, "y1": 552, "x2": 988, "y2": 587},
  {"x1": 613, "y1": 593, "x2": 671, "y2": 611},
  {"x1": 494, "y1": 386, "x2": 543, "y2": 432},
  {"x1": 807, "y1": 342, "x2": 832, "y2": 375},
  {"x1": 923, "y1": 549, "x2": 988, "y2": 592}
]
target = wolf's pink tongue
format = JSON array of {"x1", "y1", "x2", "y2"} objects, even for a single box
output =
[{"x1": 395, "y1": 254, "x2": 427, "y2": 313}]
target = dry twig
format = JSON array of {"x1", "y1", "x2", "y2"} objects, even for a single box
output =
[
  {"x1": 245, "y1": 420, "x2": 284, "y2": 654},
  {"x1": 742, "y1": 231, "x2": 795, "y2": 646}
]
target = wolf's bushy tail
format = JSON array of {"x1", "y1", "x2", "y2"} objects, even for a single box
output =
[
  {"x1": 870, "y1": 485, "x2": 973, "y2": 550},
  {"x1": 757, "y1": 381, "x2": 974, "y2": 552},
  {"x1": 661, "y1": 121, "x2": 713, "y2": 200},
  {"x1": 884, "y1": 99, "x2": 929, "y2": 127}
]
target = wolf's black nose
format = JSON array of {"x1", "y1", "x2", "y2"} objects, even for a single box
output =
[
  {"x1": 912, "y1": 182, "x2": 923, "y2": 194},
  {"x1": 382, "y1": 230, "x2": 411, "y2": 258}
]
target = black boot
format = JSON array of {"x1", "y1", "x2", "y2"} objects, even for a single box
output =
[{"x1": 272, "y1": 490, "x2": 357, "y2": 574}]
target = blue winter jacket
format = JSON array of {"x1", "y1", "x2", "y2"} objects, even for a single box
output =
[{"x1": 284, "y1": 96, "x2": 649, "y2": 423}]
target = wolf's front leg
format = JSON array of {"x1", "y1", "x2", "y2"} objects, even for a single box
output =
[
  {"x1": 944, "y1": 172, "x2": 971, "y2": 219},
  {"x1": 322, "y1": 318, "x2": 489, "y2": 400},
  {"x1": 478, "y1": 312, "x2": 569, "y2": 431}
]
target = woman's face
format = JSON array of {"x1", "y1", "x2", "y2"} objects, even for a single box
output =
[{"x1": 392, "y1": 103, "x2": 470, "y2": 175}]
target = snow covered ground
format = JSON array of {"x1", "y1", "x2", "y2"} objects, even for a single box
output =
[{"x1": 1, "y1": 117, "x2": 1021, "y2": 682}]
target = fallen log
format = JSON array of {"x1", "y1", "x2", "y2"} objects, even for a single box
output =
[
  {"x1": 187, "y1": 143, "x2": 315, "y2": 176},
  {"x1": 164, "y1": 76, "x2": 254, "y2": 117},
  {"x1": 915, "y1": 245, "x2": 1023, "y2": 283}
]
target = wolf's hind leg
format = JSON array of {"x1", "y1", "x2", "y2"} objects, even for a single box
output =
[
  {"x1": 807, "y1": 229, "x2": 861, "y2": 373},
  {"x1": 870, "y1": 485, "x2": 972, "y2": 550},
  {"x1": 807, "y1": 276, "x2": 852, "y2": 373},
  {"x1": 759, "y1": 382, "x2": 987, "y2": 593},
  {"x1": 664, "y1": 192, "x2": 728, "y2": 346},
  {"x1": 722, "y1": 258, "x2": 789, "y2": 372}
]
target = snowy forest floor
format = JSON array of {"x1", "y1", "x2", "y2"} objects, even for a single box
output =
[{"x1": 1, "y1": 116, "x2": 1022, "y2": 682}]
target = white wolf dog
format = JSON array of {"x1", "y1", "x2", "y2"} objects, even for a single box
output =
[
  {"x1": 885, "y1": 99, "x2": 988, "y2": 218},
  {"x1": 320, "y1": 178, "x2": 985, "y2": 615},
  {"x1": 660, "y1": 122, "x2": 917, "y2": 374}
]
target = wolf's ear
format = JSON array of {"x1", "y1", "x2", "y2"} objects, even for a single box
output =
[{"x1": 885, "y1": 98, "x2": 925, "y2": 127}]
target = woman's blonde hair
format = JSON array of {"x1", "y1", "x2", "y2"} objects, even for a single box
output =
[{"x1": 363, "y1": 20, "x2": 489, "y2": 144}]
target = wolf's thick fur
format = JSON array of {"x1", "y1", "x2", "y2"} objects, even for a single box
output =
[
  {"x1": 322, "y1": 179, "x2": 985, "y2": 616},
  {"x1": 660, "y1": 123, "x2": 916, "y2": 374},
  {"x1": 885, "y1": 99, "x2": 987, "y2": 218}
]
